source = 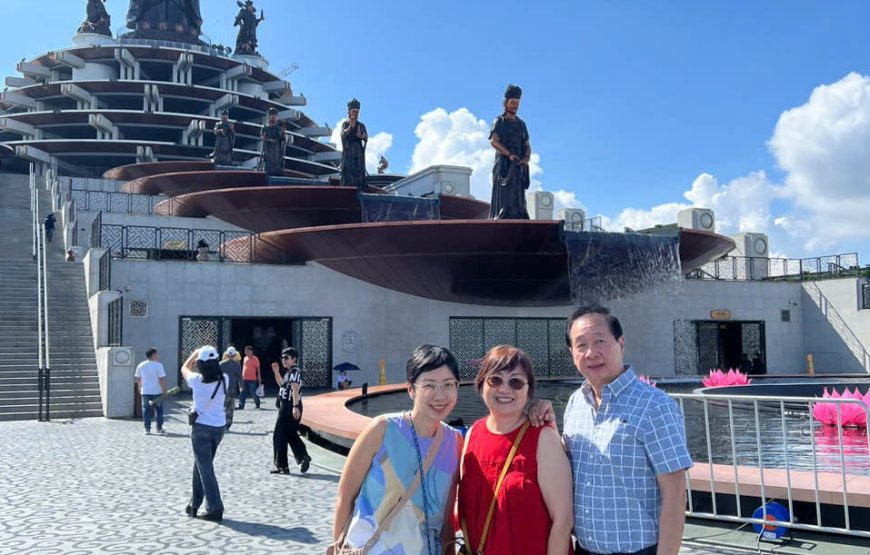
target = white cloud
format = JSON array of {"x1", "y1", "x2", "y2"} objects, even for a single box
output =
[
  {"x1": 410, "y1": 107, "x2": 543, "y2": 200},
  {"x1": 768, "y1": 72, "x2": 870, "y2": 247},
  {"x1": 329, "y1": 118, "x2": 393, "y2": 174},
  {"x1": 593, "y1": 73, "x2": 870, "y2": 256}
]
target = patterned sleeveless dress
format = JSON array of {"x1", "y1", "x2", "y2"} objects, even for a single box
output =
[{"x1": 344, "y1": 412, "x2": 461, "y2": 554}]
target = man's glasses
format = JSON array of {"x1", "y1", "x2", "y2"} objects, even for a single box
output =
[
  {"x1": 281, "y1": 355, "x2": 290, "y2": 360},
  {"x1": 414, "y1": 380, "x2": 460, "y2": 396},
  {"x1": 484, "y1": 374, "x2": 528, "y2": 390}
]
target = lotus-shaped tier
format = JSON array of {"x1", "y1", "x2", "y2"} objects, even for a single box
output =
[
  {"x1": 152, "y1": 186, "x2": 489, "y2": 232},
  {"x1": 223, "y1": 221, "x2": 735, "y2": 306},
  {"x1": 812, "y1": 388, "x2": 870, "y2": 428}
]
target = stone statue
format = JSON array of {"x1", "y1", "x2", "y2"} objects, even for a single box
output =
[
  {"x1": 489, "y1": 84, "x2": 531, "y2": 219},
  {"x1": 340, "y1": 99, "x2": 368, "y2": 191},
  {"x1": 211, "y1": 110, "x2": 235, "y2": 166},
  {"x1": 78, "y1": 0, "x2": 112, "y2": 36},
  {"x1": 377, "y1": 156, "x2": 389, "y2": 175},
  {"x1": 259, "y1": 107, "x2": 286, "y2": 176},
  {"x1": 125, "y1": 0, "x2": 203, "y2": 42},
  {"x1": 234, "y1": 0, "x2": 265, "y2": 56}
]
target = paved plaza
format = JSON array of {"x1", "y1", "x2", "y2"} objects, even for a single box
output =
[{"x1": 1, "y1": 400, "x2": 868, "y2": 554}]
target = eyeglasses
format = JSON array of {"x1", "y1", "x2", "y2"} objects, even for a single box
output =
[
  {"x1": 281, "y1": 355, "x2": 291, "y2": 360},
  {"x1": 484, "y1": 375, "x2": 528, "y2": 390},
  {"x1": 414, "y1": 380, "x2": 460, "y2": 396}
]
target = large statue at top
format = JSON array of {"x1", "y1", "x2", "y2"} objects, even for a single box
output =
[
  {"x1": 340, "y1": 98, "x2": 368, "y2": 192},
  {"x1": 489, "y1": 84, "x2": 532, "y2": 220},
  {"x1": 234, "y1": 1, "x2": 265, "y2": 56},
  {"x1": 126, "y1": 0, "x2": 203, "y2": 43},
  {"x1": 78, "y1": 0, "x2": 112, "y2": 36}
]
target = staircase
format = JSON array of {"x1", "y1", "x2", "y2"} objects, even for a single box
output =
[{"x1": 0, "y1": 172, "x2": 102, "y2": 420}]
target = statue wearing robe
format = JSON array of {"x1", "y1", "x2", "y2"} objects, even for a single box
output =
[
  {"x1": 260, "y1": 122, "x2": 286, "y2": 176},
  {"x1": 489, "y1": 115, "x2": 531, "y2": 219},
  {"x1": 78, "y1": 0, "x2": 112, "y2": 36},
  {"x1": 212, "y1": 120, "x2": 235, "y2": 166},
  {"x1": 126, "y1": 0, "x2": 203, "y2": 42},
  {"x1": 234, "y1": 2, "x2": 265, "y2": 56},
  {"x1": 340, "y1": 120, "x2": 368, "y2": 191}
]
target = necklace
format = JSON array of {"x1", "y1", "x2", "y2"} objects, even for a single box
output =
[{"x1": 407, "y1": 411, "x2": 435, "y2": 555}]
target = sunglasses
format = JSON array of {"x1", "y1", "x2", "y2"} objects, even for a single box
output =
[
  {"x1": 281, "y1": 355, "x2": 291, "y2": 360},
  {"x1": 484, "y1": 374, "x2": 528, "y2": 390}
]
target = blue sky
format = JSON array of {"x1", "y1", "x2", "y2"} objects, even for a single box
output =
[{"x1": 6, "y1": 1, "x2": 870, "y2": 258}]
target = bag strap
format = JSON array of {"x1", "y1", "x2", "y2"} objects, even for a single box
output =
[
  {"x1": 199, "y1": 375, "x2": 225, "y2": 413},
  {"x1": 464, "y1": 420, "x2": 530, "y2": 555},
  {"x1": 340, "y1": 423, "x2": 444, "y2": 553}
]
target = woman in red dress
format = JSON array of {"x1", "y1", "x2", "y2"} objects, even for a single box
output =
[{"x1": 457, "y1": 345, "x2": 574, "y2": 555}]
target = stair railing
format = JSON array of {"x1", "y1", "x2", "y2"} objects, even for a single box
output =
[{"x1": 33, "y1": 165, "x2": 51, "y2": 421}]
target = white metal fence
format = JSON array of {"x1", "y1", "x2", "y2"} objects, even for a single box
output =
[{"x1": 674, "y1": 392, "x2": 870, "y2": 538}]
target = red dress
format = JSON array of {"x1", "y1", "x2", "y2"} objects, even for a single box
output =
[{"x1": 458, "y1": 418, "x2": 571, "y2": 555}]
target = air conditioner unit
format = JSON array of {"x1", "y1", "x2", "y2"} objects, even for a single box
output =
[
  {"x1": 677, "y1": 208, "x2": 715, "y2": 232},
  {"x1": 526, "y1": 191, "x2": 554, "y2": 220},
  {"x1": 557, "y1": 208, "x2": 586, "y2": 231},
  {"x1": 731, "y1": 232, "x2": 769, "y2": 258}
]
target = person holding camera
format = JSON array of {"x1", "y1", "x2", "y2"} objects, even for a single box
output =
[{"x1": 181, "y1": 345, "x2": 229, "y2": 522}]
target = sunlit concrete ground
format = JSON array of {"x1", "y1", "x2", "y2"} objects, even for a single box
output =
[{"x1": 0, "y1": 400, "x2": 868, "y2": 554}]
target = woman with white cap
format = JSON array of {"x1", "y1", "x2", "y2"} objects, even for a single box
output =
[{"x1": 180, "y1": 345, "x2": 229, "y2": 522}]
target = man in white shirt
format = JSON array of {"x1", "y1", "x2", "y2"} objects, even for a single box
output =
[{"x1": 134, "y1": 347, "x2": 167, "y2": 434}]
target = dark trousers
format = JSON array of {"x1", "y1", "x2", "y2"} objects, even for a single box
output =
[
  {"x1": 237, "y1": 380, "x2": 259, "y2": 408},
  {"x1": 273, "y1": 403, "x2": 309, "y2": 469},
  {"x1": 576, "y1": 545, "x2": 657, "y2": 555}
]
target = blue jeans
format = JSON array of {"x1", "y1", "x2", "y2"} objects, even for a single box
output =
[
  {"x1": 237, "y1": 380, "x2": 260, "y2": 408},
  {"x1": 141, "y1": 394, "x2": 164, "y2": 431},
  {"x1": 190, "y1": 423, "x2": 225, "y2": 514}
]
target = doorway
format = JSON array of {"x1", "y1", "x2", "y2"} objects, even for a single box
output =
[
  {"x1": 178, "y1": 316, "x2": 332, "y2": 390},
  {"x1": 696, "y1": 321, "x2": 766, "y2": 375}
]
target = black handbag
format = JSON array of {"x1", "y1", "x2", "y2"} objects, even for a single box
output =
[{"x1": 188, "y1": 379, "x2": 224, "y2": 426}]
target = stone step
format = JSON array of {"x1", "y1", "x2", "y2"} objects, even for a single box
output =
[{"x1": 0, "y1": 408, "x2": 104, "y2": 422}]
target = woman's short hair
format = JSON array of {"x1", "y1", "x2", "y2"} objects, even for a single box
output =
[
  {"x1": 196, "y1": 359, "x2": 222, "y2": 383},
  {"x1": 406, "y1": 345, "x2": 459, "y2": 384},
  {"x1": 474, "y1": 345, "x2": 535, "y2": 399}
]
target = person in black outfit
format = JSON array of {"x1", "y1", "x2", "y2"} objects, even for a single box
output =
[
  {"x1": 270, "y1": 347, "x2": 311, "y2": 474},
  {"x1": 44, "y1": 214, "x2": 56, "y2": 243}
]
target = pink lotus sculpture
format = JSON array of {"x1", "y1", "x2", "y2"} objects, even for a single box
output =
[
  {"x1": 638, "y1": 374, "x2": 658, "y2": 388},
  {"x1": 812, "y1": 388, "x2": 870, "y2": 428},
  {"x1": 702, "y1": 368, "x2": 752, "y2": 388}
]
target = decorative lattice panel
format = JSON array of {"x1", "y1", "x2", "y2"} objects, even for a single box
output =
[
  {"x1": 180, "y1": 318, "x2": 221, "y2": 364},
  {"x1": 129, "y1": 300, "x2": 148, "y2": 318},
  {"x1": 300, "y1": 319, "x2": 331, "y2": 388}
]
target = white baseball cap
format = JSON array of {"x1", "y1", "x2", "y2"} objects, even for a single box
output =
[
  {"x1": 225, "y1": 346, "x2": 238, "y2": 357},
  {"x1": 197, "y1": 345, "x2": 219, "y2": 362}
]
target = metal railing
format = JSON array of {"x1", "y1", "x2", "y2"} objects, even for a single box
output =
[
  {"x1": 687, "y1": 253, "x2": 862, "y2": 282},
  {"x1": 107, "y1": 298, "x2": 123, "y2": 347},
  {"x1": 95, "y1": 220, "x2": 289, "y2": 264},
  {"x1": 58, "y1": 176, "x2": 126, "y2": 194},
  {"x1": 98, "y1": 250, "x2": 111, "y2": 292},
  {"x1": 674, "y1": 392, "x2": 870, "y2": 538},
  {"x1": 31, "y1": 164, "x2": 52, "y2": 421},
  {"x1": 71, "y1": 190, "x2": 165, "y2": 215},
  {"x1": 562, "y1": 215, "x2": 605, "y2": 232}
]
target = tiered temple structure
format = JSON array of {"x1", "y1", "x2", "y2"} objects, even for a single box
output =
[{"x1": 0, "y1": 2, "x2": 867, "y2": 422}]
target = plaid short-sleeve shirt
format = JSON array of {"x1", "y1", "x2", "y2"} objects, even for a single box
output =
[{"x1": 563, "y1": 368, "x2": 692, "y2": 554}]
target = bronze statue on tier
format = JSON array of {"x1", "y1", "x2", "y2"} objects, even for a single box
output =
[
  {"x1": 489, "y1": 84, "x2": 531, "y2": 219},
  {"x1": 78, "y1": 0, "x2": 112, "y2": 36},
  {"x1": 126, "y1": 0, "x2": 203, "y2": 43},
  {"x1": 340, "y1": 99, "x2": 368, "y2": 191},
  {"x1": 234, "y1": 0, "x2": 265, "y2": 56},
  {"x1": 259, "y1": 107, "x2": 286, "y2": 176},
  {"x1": 211, "y1": 110, "x2": 235, "y2": 166}
]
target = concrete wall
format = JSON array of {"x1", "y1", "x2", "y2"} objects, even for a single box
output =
[
  {"x1": 88, "y1": 255, "x2": 811, "y2": 388},
  {"x1": 801, "y1": 278, "x2": 870, "y2": 373}
]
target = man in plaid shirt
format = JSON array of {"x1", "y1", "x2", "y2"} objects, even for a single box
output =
[{"x1": 563, "y1": 306, "x2": 692, "y2": 555}]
